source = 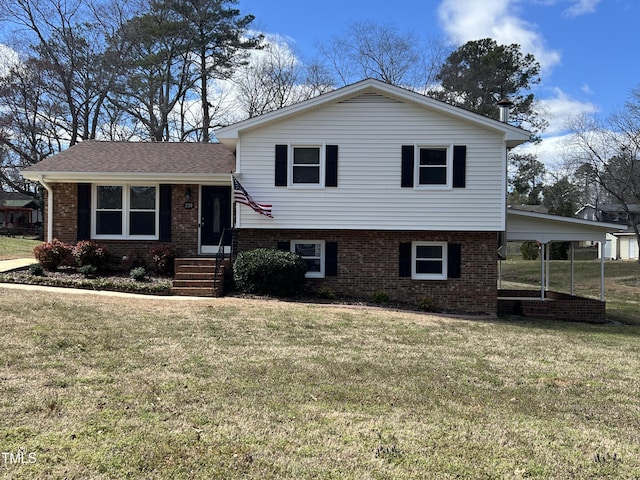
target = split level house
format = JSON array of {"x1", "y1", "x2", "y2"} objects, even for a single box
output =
[{"x1": 22, "y1": 78, "x2": 532, "y2": 314}]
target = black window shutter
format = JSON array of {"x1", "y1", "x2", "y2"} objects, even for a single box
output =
[
  {"x1": 159, "y1": 184, "x2": 172, "y2": 242},
  {"x1": 453, "y1": 145, "x2": 467, "y2": 188},
  {"x1": 277, "y1": 241, "x2": 290, "y2": 251},
  {"x1": 325, "y1": 242, "x2": 338, "y2": 276},
  {"x1": 77, "y1": 183, "x2": 91, "y2": 241},
  {"x1": 325, "y1": 145, "x2": 338, "y2": 187},
  {"x1": 448, "y1": 243, "x2": 462, "y2": 278},
  {"x1": 275, "y1": 145, "x2": 288, "y2": 186},
  {"x1": 399, "y1": 242, "x2": 412, "y2": 277},
  {"x1": 401, "y1": 145, "x2": 414, "y2": 188}
]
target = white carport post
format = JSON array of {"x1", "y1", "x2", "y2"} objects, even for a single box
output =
[
  {"x1": 540, "y1": 242, "x2": 545, "y2": 300},
  {"x1": 600, "y1": 243, "x2": 605, "y2": 301},
  {"x1": 545, "y1": 242, "x2": 550, "y2": 292},
  {"x1": 570, "y1": 242, "x2": 575, "y2": 296}
]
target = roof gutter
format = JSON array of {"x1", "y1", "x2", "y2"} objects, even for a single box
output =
[{"x1": 38, "y1": 175, "x2": 54, "y2": 243}]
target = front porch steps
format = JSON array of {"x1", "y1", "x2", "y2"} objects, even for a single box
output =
[{"x1": 171, "y1": 257, "x2": 228, "y2": 297}]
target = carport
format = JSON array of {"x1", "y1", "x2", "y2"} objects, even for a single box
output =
[{"x1": 499, "y1": 209, "x2": 625, "y2": 321}]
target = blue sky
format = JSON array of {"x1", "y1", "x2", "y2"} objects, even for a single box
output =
[{"x1": 239, "y1": 0, "x2": 638, "y2": 167}]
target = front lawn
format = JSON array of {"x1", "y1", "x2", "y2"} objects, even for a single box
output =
[
  {"x1": 0, "y1": 236, "x2": 40, "y2": 260},
  {"x1": 1, "y1": 289, "x2": 638, "y2": 479}
]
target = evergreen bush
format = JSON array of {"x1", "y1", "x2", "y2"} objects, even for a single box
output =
[
  {"x1": 520, "y1": 241, "x2": 540, "y2": 260},
  {"x1": 233, "y1": 248, "x2": 307, "y2": 296}
]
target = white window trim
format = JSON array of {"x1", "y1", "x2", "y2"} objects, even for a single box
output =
[
  {"x1": 412, "y1": 241, "x2": 447, "y2": 280},
  {"x1": 289, "y1": 145, "x2": 325, "y2": 188},
  {"x1": 92, "y1": 184, "x2": 159, "y2": 240},
  {"x1": 414, "y1": 144, "x2": 452, "y2": 189},
  {"x1": 291, "y1": 240, "x2": 325, "y2": 278}
]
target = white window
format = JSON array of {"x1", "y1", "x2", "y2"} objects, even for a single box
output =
[
  {"x1": 93, "y1": 184, "x2": 158, "y2": 239},
  {"x1": 291, "y1": 240, "x2": 325, "y2": 278},
  {"x1": 417, "y1": 146, "x2": 451, "y2": 187},
  {"x1": 291, "y1": 146, "x2": 323, "y2": 186},
  {"x1": 412, "y1": 241, "x2": 447, "y2": 280}
]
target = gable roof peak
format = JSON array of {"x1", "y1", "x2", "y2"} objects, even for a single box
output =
[{"x1": 215, "y1": 78, "x2": 531, "y2": 149}]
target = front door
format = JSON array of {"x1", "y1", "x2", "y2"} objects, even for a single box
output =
[{"x1": 200, "y1": 186, "x2": 231, "y2": 254}]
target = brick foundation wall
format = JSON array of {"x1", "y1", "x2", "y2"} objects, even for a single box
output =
[
  {"x1": 238, "y1": 229, "x2": 498, "y2": 314},
  {"x1": 497, "y1": 289, "x2": 606, "y2": 323},
  {"x1": 45, "y1": 183, "x2": 200, "y2": 265}
]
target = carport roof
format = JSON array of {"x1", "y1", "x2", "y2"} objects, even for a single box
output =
[{"x1": 507, "y1": 209, "x2": 625, "y2": 243}]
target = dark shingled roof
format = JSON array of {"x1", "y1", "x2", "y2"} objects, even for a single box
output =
[{"x1": 23, "y1": 141, "x2": 235, "y2": 175}]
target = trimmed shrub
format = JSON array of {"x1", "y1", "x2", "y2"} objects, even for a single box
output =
[
  {"x1": 417, "y1": 295, "x2": 436, "y2": 312},
  {"x1": 33, "y1": 239, "x2": 72, "y2": 271},
  {"x1": 28, "y1": 263, "x2": 44, "y2": 276},
  {"x1": 72, "y1": 240, "x2": 110, "y2": 270},
  {"x1": 371, "y1": 290, "x2": 391, "y2": 305},
  {"x1": 130, "y1": 267, "x2": 148, "y2": 281},
  {"x1": 520, "y1": 241, "x2": 540, "y2": 260},
  {"x1": 233, "y1": 248, "x2": 307, "y2": 296},
  {"x1": 150, "y1": 244, "x2": 179, "y2": 275},
  {"x1": 78, "y1": 264, "x2": 97, "y2": 278}
]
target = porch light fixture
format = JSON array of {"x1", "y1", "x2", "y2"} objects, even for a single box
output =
[{"x1": 185, "y1": 187, "x2": 192, "y2": 202}]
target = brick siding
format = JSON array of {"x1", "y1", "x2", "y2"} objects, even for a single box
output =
[
  {"x1": 498, "y1": 289, "x2": 606, "y2": 323},
  {"x1": 238, "y1": 229, "x2": 498, "y2": 314},
  {"x1": 45, "y1": 183, "x2": 200, "y2": 264}
]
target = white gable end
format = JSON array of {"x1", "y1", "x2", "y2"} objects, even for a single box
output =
[{"x1": 216, "y1": 79, "x2": 530, "y2": 232}]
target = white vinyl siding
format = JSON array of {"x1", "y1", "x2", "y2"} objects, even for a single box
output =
[{"x1": 235, "y1": 94, "x2": 507, "y2": 231}]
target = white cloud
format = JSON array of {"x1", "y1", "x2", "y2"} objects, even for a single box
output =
[
  {"x1": 0, "y1": 44, "x2": 19, "y2": 77},
  {"x1": 581, "y1": 83, "x2": 594, "y2": 95},
  {"x1": 563, "y1": 0, "x2": 601, "y2": 18},
  {"x1": 538, "y1": 87, "x2": 598, "y2": 135},
  {"x1": 437, "y1": 0, "x2": 561, "y2": 73},
  {"x1": 514, "y1": 88, "x2": 598, "y2": 170}
]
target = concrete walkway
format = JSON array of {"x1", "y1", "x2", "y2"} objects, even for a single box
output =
[{"x1": 0, "y1": 257, "x2": 37, "y2": 272}]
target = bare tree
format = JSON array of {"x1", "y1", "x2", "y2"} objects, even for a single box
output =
[
  {"x1": 318, "y1": 20, "x2": 449, "y2": 89},
  {"x1": 0, "y1": 58, "x2": 61, "y2": 193},
  {"x1": 230, "y1": 38, "x2": 333, "y2": 120},
  {"x1": 566, "y1": 89, "x2": 640, "y2": 259}
]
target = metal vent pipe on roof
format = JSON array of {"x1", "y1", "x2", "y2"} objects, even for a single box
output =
[{"x1": 497, "y1": 98, "x2": 513, "y2": 123}]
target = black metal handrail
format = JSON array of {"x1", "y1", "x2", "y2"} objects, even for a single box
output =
[{"x1": 213, "y1": 228, "x2": 227, "y2": 289}]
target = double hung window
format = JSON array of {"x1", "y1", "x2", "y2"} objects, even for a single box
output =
[
  {"x1": 412, "y1": 241, "x2": 447, "y2": 280},
  {"x1": 418, "y1": 147, "x2": 448, "y2": 185},
  {"x1": 292, "y1": 147, "x2": 322, "y2": 185},
  {"x1": 291, "y1": 240, "x2": 325, "y2": 278},
  {"x1": 94, "y1": 185, "x2": 158, "y2": 239}
]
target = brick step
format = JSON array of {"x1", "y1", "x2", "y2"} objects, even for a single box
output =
[
  {"x1": 171, "y1": 286, "x2": 220, "y2": 297},
  {"x1": 174, "y1": 258, "x2": 217, "y2": 268},
  {"x1": 172, "y1": 278, "x2": 223, "y2": 288},
  {"x1": 171, "y1": 257, "x2": 228, "y2": 297},
  {"x1": 174, "y1": 271, "x2": 218, "y2": 281}
]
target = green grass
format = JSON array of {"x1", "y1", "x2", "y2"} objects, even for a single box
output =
[
  {"x1": 500, "y1": 257, "x2": 640, "y2": 325},
  {"x1": 1, "y1": 289, "x2": 639, "y2": 479},
  {"x1": 0, "y1": 236, "x2": 40, "y2": 260}
]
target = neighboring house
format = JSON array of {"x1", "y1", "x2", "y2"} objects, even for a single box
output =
[
  {"x1": 0, "y1": 191, "x2": 42, "y2": 233},
  {"x1": 22, "y1": 78, "x2": 531, "y2": 314},
  {"x1": 603, "y1": 230, "x2": 639, "y2": 261},
  {"x1": 576, "y1": 204, "x2": 640, "y2": 260}
]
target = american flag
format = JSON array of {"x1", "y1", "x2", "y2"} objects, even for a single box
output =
[{"x1": 233, "y1": 176, "x2": 273, "y2": 218}]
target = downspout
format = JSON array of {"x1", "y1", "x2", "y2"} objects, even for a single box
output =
[{"x1": 39, "y1": 175, "x2": 54, "y2": 243}]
